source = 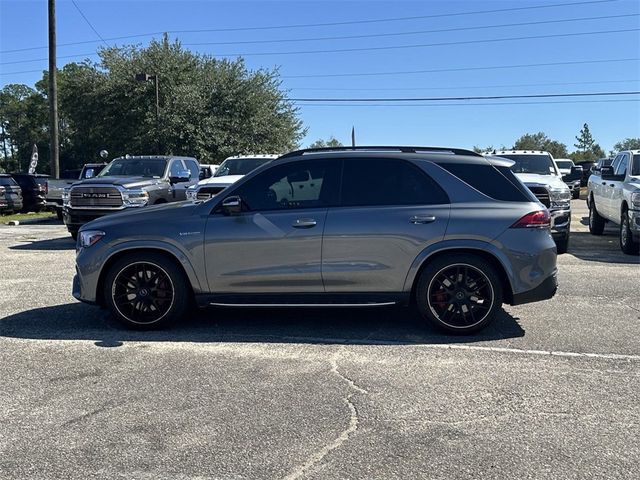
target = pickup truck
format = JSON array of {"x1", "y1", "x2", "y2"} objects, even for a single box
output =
[
  {"x1": 587, "y1": 149, "x2": 640, "y2": 255},
  {"x1": 46, "y1": 163, "x2": 107, "y2": 219},
  {"x1": 63, "y1": 155, "x2": 199, "y2": 239}
]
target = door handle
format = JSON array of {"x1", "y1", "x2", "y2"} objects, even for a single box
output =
[
  {"x1": 410, "y1": 215, "x2": 436, "y2": 224},
  {"x1": 609, "y1": 184, "x2": 615, "y2": 187},
  {"x1": 292, "y1": 218, "x2": 317, "y2": 228},
  {"x1": 601, "y1": 182, "x2": 606, "y2": 185}
]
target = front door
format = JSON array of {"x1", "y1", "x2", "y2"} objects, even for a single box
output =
[{"x1": 204, "y1": 159, "x2": 341, "y2": 295}]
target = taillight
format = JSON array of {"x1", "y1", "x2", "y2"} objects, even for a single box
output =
[{"x1": 511, "y1": 210, "x2": 551, "y2": 228}]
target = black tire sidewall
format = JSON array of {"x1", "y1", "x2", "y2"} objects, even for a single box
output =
[
  {"x1": 103, "y1": 252, "x2": 190, "y2": 329},
  {"x1": 588, "y1": 199, "x2": 604, "y2": 235},
  {"x1": 415, "y1": 253, "x2": 503, "y2": 334},
  {"x1": 620, "y1": 214, "x2": 640, "y2": 255}
]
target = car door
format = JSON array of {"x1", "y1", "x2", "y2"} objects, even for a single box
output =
[
  {"x1": 203, "y1": 159, "x2": 341, "y2": 295},
  {"x1": 322, "y1": 157, "x2": 451, "y2": 293},
  {"x1": 610, "y1": 153, "x2": 629, "y2": 221},
  {"x1": 168, "y1": 159, "x2": 190, "y2": 201},
  {"x1": 600, "y1": 155, "x2": 621, "y2": 220}
]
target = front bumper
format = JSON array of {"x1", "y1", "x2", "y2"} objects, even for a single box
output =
[
  {"x1": 564, "y1": 179, "x2": 581, "y2": 192},
  {"x1": 549, "y1": 207, "x2": 571, "y2": 237},
  {"x1": 63, "y1": 207, "x2": 126, "y2": 231},
  {"x1": 512, "y1": 271, "x2": 558, "y2": 306}
]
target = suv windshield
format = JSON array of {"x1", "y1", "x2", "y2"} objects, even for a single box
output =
[
  {"x1": 98, "y1": 158, "x2": 168, "y2": 178},
  {"x1": 214, "y1": 157, "x2": 272, "y2": 177},
  {"x1": 496, "y1": 154, "x2": 558, "y2": 176}
]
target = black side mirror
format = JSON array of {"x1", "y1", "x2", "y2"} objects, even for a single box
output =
[
  {"x1": 600, "y1": 166, "x2": 615, "y2": 179},
  {"x1": 170, "y1": 170, "x2": 191, "y2": 184},
  {"x1": 222, "y1": 195, "x2": 242, "y2": 215}
]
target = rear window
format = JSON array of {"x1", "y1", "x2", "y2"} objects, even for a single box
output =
[
  {"x1": 441, "y1": 163, "x2": 535, "y2": 202},
  {"x1": 0, "y1": 177, "x2": 18, "y2": 187}
]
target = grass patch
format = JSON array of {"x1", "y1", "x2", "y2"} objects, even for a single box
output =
[{"x1": 1, "y1": 211, "x2": 56, "y2": 224}]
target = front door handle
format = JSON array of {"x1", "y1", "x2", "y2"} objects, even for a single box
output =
[
  {"x1": 602, "y1": 182, "x2": 607, "y2": 185},
  {"x1": 410, "y1": 215, "x2": 436, "y2": 224},
  {"x1": 292, "y1": 218, "x2": 317, "y2": 228},
  {"x1": 609, "y1": 184, "x2": 615, "y2": 187}
]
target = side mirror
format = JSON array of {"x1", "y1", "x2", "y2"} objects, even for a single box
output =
[
  {"x1": 170, "y1": 170, "x2": 191, "y2": 184},
  {"x1": 600, "y1": 166, "x2": 615, "y2": 179},
  {"x1": 222, "y1": 195, "x2": 242, "y2": 216}
]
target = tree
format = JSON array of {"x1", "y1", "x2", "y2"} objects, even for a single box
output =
[
  {"x1": 574, "y1": 123, "x2": 595, "y2": 152},
  {"x1": 613, "y1": 137, "x2": 640, "y2": 152},
  {"x1": 308, "y1": 136, "x2": 343, "y2": 149},
  {"x1": 512, "y1": 132, "x2": 568, "y2": 158}
]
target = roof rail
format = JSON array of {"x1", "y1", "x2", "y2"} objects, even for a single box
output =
[{"x1": 278, "y1": 145, "x2": 483, "y2": 159}]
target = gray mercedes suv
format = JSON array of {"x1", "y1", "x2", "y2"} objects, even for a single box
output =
[{"x1": 73, "y1": 146, "x2": 558, "y2": 334}]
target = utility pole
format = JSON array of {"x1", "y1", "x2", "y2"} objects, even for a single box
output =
[{"x1": 48, "y1": 0, "x2": 60, "y2": 178}]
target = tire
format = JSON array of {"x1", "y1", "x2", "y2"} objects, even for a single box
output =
[
  {"x1": 588, "y1": 198, "x2": 605, "y2": 235},
  {"x1": 56, "y1": 209, "x2": 63, "y2": 220},
  {"x1": 555, "y1": 233, "x2": 569, "y2": 255},
  {"x1": 415, "y1": 253, "x2": 503, "y2": 334},
  {"x1": 103, "y1": 252, "x2": 190, "y2": 329},
  {"x1": 572, "y1": 189, "x2": 580, "y2": 200},
  {"x1": 69, "y1": 229, "x2": 78, "y2": 241},
  {"x1": 620, "y1": 212, "x2": 640, "y2": 255}
]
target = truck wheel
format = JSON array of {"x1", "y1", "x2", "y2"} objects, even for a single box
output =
[
  {"x1": 588, "y1": 199, "x2": 605, "y2": 235},
  {"x1": 415, "y1": 253, "x2": 503, "y2": 335},
  {"x1": 103, "y1": 252, "x2": 191, "y2": 330},
  {"x1": 56, "y1": 209, "x2": 63, "y2": 220},
  {"x1": 572, "y1": 188, "x2": 580, "y2": 200},
  {"x1": 69, "y1": 229, "x2": 78, "y2": 241},
  {"x1": 620, "y1": 213, "x2": 640, "y2": 255},
  {"x1": 555, "y1": 233, "x2": 569, "y2": 254}
]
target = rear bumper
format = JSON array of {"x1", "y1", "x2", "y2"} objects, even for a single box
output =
[{"x1": 511, "y1": 271, "x2": 558, "y2": 306}]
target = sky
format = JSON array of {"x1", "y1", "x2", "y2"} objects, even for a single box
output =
[{"x1": 0, "y1": 0, "x2": 639, "y2": 153}]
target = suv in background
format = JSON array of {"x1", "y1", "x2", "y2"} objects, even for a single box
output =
[
  {"x1": 73, "y1": 146, "x2": 557, "y2": 335},
  {"x1": 63, "y1": 155, "x2": 199, "y2": 239},
  {"x1": 0, "y1": 174, "x2": 23, "y2": 213},
  {"x1": 486, "y1": 150, "x2": 572, "y2": 254},
  {"x1": 186, "y1": 154, "x2": 278, "y2": 201},
  {"x1": 9, "y1": 173, "x2": 48, "y2": 213}
]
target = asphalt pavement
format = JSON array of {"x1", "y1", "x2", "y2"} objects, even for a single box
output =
[{"x1": 0, "y1": 198, "x2": 638, "y2": 479}]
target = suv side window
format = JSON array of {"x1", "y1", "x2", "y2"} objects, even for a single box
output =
[
  {"x1": 440, "y1": 163, "x2": 533, "y2": 202},
  {"x1": 614, "y1": 154, "x2": 629, "y2": 176},
  {"x1": 183, "y1": 159, "x2": 200, "y2": 180},
  {"x1": 341, "y1": 158, "x2": 449, "y2": 206},
  {"x1": 233, "y1": 160, "x2": 341, "y2": 211},
  {"x1": 169, "y1": 160, "x2": 185, "y2": 177}
]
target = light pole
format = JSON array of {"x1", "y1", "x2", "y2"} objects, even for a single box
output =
[{"x1": 135, "y1": 73, "x2": 160, "y2": 154}]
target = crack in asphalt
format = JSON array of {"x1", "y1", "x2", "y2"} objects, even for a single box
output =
[{"x1": 282, "y1": 360, "x2": 367, "y2": 480}]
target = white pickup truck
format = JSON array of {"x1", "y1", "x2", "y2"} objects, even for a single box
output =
[{"x1": 587, "y1": 150, "x2": 640, "y2": 255}]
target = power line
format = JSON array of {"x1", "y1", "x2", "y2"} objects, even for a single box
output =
[
  {"x1": 290, "y1": 91, "x2": 640, "y2": 102},
  {"x1": 294, "y1": 99, "x2": 640, "y2": 107},
  {"x1": 185, "y1": 13, "x2": 637, "y2": 47},
  {"x1": 2, "y1": 27, "x2": 636, "y2": 67},
  {"x1": 70, "y1": 0, "x2": 108, "y2": 47},
  {"x1": 0, "y1": 0, "x2": 618, "y2": 54},
  {"x1": 287, "y1": 79, "x2": 640, "y2": 92},
  {"x1": 281, "y1": 58, "x2": 640, "y2": 79},
  {"x1": 212, "y1": 28, "x2": 640, "y2": 57}
]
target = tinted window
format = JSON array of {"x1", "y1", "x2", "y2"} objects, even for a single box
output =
[
  {"x1": 170, "y1": 160, "x2": 185, "y2": 177},
  {"x1": 555, "y1": 160, "x2": 573, "y2": 169},
  {"x1": 214, "y1": 157, "x2": 272, "y2": 177},
  {"x1": 441, "y1": 163, "x2": 534, "y2": 202},
  {"x1": 0, "y1": 176, "x2": 18, "y2": 187},
  {"x1": 494, "y1": 154, "x2": 557, "y2": 175},
  {"x1": 341, "y1": 158, "x2": 448, "y2": 206},
  {"x1": 233, "y1": 160, "x2": 340, "y2": 211},
  {"x1": 98, "y1": 158, "x2": 167, "y2": 177},
  {"x1": 633, "y1": 155, "x2": 640, "y2": 176},
  {"x1": 184, "y1": 159, "x2": 200, "y2": 180}
]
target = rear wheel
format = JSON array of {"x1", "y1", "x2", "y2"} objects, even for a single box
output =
[
  {"x1": 69, "y1": 229, "x2": 78, "y2": 241},
  {"x1": 620, "y1": 213, "x2": 640, "y2": 255},
  {"x1": 416, "y1": 254, "x2": 503, "y2": 334},
  {"x1": 103, "y1": 252, "x2": 190, "y2": 329},
  {"x1": 588, "y1": 198, "x2": 605, "y2": 235},
  {"x1": 555, "y1": 232, "x2": 569, "y2": 254},
  {"x1": 572, "y1": 188, "x2": 580, "y2": 199}
]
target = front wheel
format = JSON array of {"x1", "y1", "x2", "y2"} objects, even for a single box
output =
[
  {"x1": 620, "y1": 213, "x2": 640, "y2": 255},
  {"x1": 572, "y1": 189, "x2": 580, "y2": 199},
  {"x1": 103, "y1": 252, "x2": 191, "y2": 329},
  {"x1": 588, "y1": 199, "x2": 605, "y2": 235},
  {"x1": 555, "y1": 233, "x2": 569, "y2": 255},
  {"x1": 415, "y1": 254, "x2": 503, "y2": 334}
]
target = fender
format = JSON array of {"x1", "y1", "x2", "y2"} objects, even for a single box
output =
[{"x1": 402, "y1": 239, "x2": 517, "y2": 294}]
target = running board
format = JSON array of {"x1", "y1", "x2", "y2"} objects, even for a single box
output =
[{"x1": 208, "y1": 302, "x2": 397, "y2": 308}]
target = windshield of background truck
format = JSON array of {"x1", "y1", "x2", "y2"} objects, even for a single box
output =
[
  {"x1": 496, "y1": 154, "x2": 558, "y2": 176},
  {"x1": 97, "y1": 158, "x2": 167, "y2": 178},
  {"x1": 556, "y1": 160, "x2": 573, "y2": 169},
  {"x1": 632, "y1": 155, "x2": 640, "y2": 176},
  {"x1": 214, "y1": 158, "x2": 272, "y2": 177}
]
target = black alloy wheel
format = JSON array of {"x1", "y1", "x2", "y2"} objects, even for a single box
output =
[{"x1": 416, "y1": 254, "x2": 503, "y2": 334}]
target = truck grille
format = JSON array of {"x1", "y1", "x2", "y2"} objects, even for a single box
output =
[
  {"x1": 197, "y1": 186, "x2": 226, "y2": 200},
  {"x1": 527, "y1": 186, "x2": 550, "y2": 208},
  {"x1": 70, "y1": 186, "x2": 123, "y2": 208}
]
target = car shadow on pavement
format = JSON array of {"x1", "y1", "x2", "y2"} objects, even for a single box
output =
[
  {"x1": 0, "y1": 302, "x2": 524, "y2": 347},
  {"x1": 569, "y1": 231, "x2": 639, "y2": 265},
  {"x1": 8, "y1": 236, "x2": 75, "y2": 251}
]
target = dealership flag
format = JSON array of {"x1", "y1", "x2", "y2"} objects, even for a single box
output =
[{"x1": 28, "y1": 144, "x2": 38, "y2": 174}]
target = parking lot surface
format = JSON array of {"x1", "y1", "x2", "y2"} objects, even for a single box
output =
[{"x1": 1, "y1": 199, "x2": 638, "y2": 479}]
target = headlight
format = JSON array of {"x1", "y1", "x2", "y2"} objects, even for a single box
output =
[
  {"x1": 62, "y1": 188, "x2": 70, "y2": 207},
  {"x1": 79, "y1": 230, "x2": 105, "y2": 248},
  {"x1": 186, "y1": 187, "x2": 197, "y2": 201},
  {"x1": 549, "y1": 187, "x2": 571, "y2": 207},
  {"x1": 631, "y1": 192, "x2": 640, "y2": 209},
  {"x1": 122, "y1": 189, "x2": 149, "y2": 207}
]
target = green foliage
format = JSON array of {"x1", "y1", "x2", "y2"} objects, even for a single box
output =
[
  {"x1": 574, "y1": 123, "x2": 595, "y2": 152},
  {"x1": 0, "y1": 35, "x2": 305, "y2": 173},
  {"x1": 512, "y1": 132, "x2": 568, "y2": 158},
  {"x1": 308, "y1": 136, "x2": 344, "y2": 148},
  {"x1": 568, "y1": 123, "x2": 604, "y2": 162},
  {"x1": 613, "y1": 137, "x2": 640, "y2": 152}
]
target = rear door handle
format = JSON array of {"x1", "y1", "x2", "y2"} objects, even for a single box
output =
[
  {"x1": 292, "y1": 218, "x2": 317, "y2": 228},
  {"x1": 410, "y1": 215, "x2": 436, "y2": 224}
]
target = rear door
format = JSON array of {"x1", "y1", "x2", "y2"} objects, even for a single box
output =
[{"x1": 322, "y1": 157, "x2": 450, "y2": 294}]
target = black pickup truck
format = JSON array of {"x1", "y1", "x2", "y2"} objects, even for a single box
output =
[{"x1": 63, "y1": 155, "x2": 199, "y2": 239}]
